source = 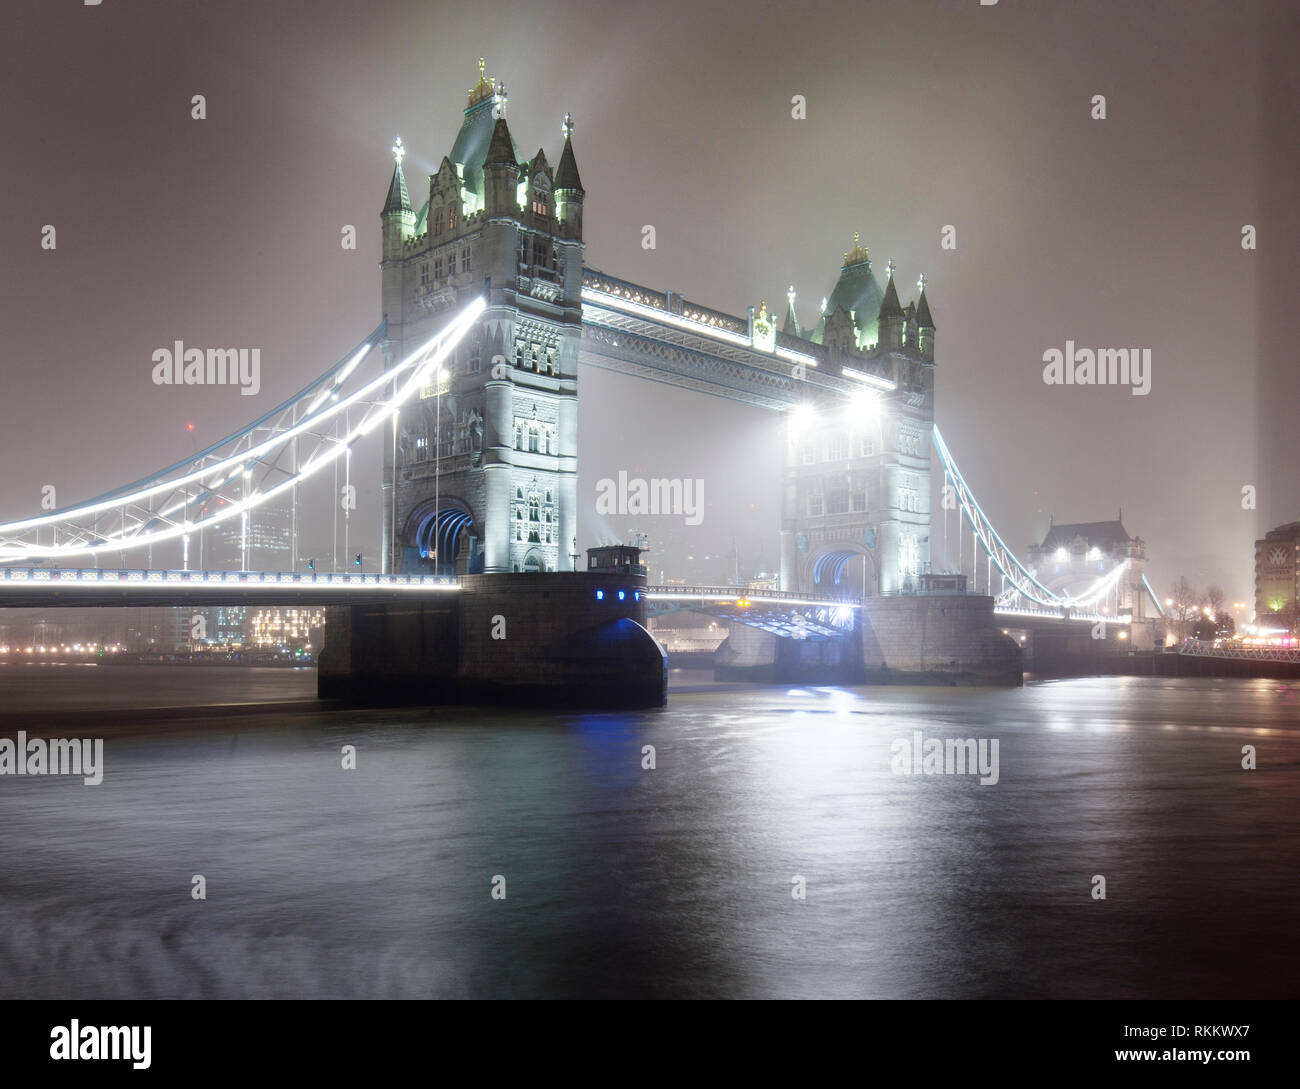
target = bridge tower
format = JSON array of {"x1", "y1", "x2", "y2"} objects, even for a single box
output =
[
  {"x1": 780, "y1": 243, "x2": 936, "y2": 597},
  {"x1": 379, "y1": 60, "x2": 584, "y2": 574}
]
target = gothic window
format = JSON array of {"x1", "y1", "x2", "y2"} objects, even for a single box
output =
[
  {"x1": 545, "y1": 431, "x2": 553, "y2": 455},
  {"x1": 470, "y1": 344, "x2": 482, "y2": 372},
  {"x1": 808, "y1": 493, "x2": 824, "y2": 518},
  {"x1": 528, "y1": 429, "x2": 539, "y2": 454},
  {"x1": 515, "y1": 342, "x2": 525, "y2": 368},
  {"x1": 545, "y1": 489, "x2": 552, "y2": 503},
  {"x1": 433, "y1": 209, "x2": 442, "y2": 236},
  {"x1": 461, "y1": 248, "x2": 471, "y2": 273},
  {"x1": 829, "y1": 434, "x2": 849, "y2": 461},
  {"x1": 859, "y1": 436, "x2": 875, "y2": 457},
  {"x1": 420, "y1": 263, "x2": 429, "y2": 286},
  {"x1": 529, "y1": 529, "x2": 540, "y2": 543},
  {"x1": 529, "y1": 497, "x2": 540, "y2": 522},
  {"x1": 515, "y1": 424, "x2": 524, "y2": 450},
  {"x1": 516, "y1": 528, "x2": 522, "y2": 542},
  {"x1": 852, "y1": 490, "x2": 867, "y2": 513},
  {"x1": 414, "y1": 436, "x2": 428, "y2": 462},
  {"x1": 434, "y1": 257, "x2": 443, "y2": 280},
  {"x1": 448, "y1": 206, "x2": 457, "y2": 230},
  {"x1": 516, "y1": 486, "x2": 524, "y2": 500},
  {"x1": 828, "y1": 489, "x2": 849, "y2": 515}
]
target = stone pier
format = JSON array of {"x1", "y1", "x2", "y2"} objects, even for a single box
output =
[{"x1": 318, "y1": 573, "x2": 666, "y2": 708}]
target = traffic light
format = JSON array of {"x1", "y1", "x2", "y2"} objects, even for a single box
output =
[
  {"x1": 354, "y1": 553, "x2": 363, "y2": 568},
  {"x1": 307, "y1": 558, "x2": 316, "y2": 572}
]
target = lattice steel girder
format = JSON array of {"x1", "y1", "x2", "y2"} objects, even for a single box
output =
[{"x1": 0, "y1": 300, "x2": 485, "y2": 561}]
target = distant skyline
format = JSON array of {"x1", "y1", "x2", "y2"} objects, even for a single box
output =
[{"x1": 1, "y1": 1, "x2": 1296, "y2": 605}]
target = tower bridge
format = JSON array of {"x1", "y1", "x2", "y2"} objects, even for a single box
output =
[{"x1": 0, "y1": 59, "x2": 1162, "y2": 705}]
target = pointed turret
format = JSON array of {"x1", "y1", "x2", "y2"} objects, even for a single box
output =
[
  {"x1": 554, "y1": 113, "x2": 585, "y2": 237},
  {"x1": 483, "y1": 116, "x2": 521, "y2": 214},
  {"x1": 381, "y1": 136, "x2": 415, "y2": 259},
  {"x1": 915, "y1": 274, "x2": 935, "y2": 362},
  {"x1": 878, "y1": 259, "x2": 905, "y2": 350},
  {"x1": 383, "y1": 159, "x2": 411, "y2": 216},
  {"x1": 782, "y1": 287, "x2": 801, "y2": 337}
]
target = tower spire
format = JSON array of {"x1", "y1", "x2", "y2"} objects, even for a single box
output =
[
  {"x1": 783, "y1": 285, "x2": 801, "y2": 337},
  {"x1": 382, "y1": 135, "x2": 411, "y2": 215}
]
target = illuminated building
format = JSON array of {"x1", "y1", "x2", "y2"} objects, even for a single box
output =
[
  {"x1": 380, "y1": 59, "x2": 582, "y2": 576},
  {"x1": 1255, "y1": 522, "x2": 1300, "y2": 630},
  {"x1": 249, "y1": 607, "x2": 326, "y2": 648}
]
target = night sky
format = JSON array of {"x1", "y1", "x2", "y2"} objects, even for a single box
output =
[{"x1": 1, "y1": 1, "x2": 1295, "y2": 603}]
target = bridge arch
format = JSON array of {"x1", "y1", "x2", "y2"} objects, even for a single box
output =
[
  {"x1": 805, "y1": 542, "x2": 877, "y2": 599},
  {"x1": 403, "y1": 497, "x2": 479, "y2": 576}
]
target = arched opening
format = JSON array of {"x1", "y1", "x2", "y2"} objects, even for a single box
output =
[
  {"x1": 522, "y1": 549, "x2": 545, "y2": 573},
  {"x1": 811, "y1": 547, "x2": 874, "y2": 600},
  {"x1": 403, "y1": 498, "x2": 479, "y2": 576}
]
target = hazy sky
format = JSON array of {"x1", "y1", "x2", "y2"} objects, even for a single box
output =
[{"x1": 1, "y1": 0, "x2": 1295, "y2": 605}]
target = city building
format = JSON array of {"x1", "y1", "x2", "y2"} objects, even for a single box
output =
[
  {"x1": 207, "y1": 498, "x2": 293, "y2": 572},
  {"x1": 1254, "y1": 521, "x2": 1300, "y2": 630},
  {"x1": 248, "y1": 607, "x2": 326, "y2": 649}
]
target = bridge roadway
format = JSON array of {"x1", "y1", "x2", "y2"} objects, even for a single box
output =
[{"x1": 0, "y1": 569, "x2": 1124, "y2": 635}]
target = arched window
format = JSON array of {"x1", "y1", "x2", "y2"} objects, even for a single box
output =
[{"x1": 529, "y1": 497, "x2": 540, "y2": 522}]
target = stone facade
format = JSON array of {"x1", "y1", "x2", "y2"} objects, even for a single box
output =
[
  {"x1": 380, "y1": 63, "x2": 583, "y2": 576},
  {"x1": 777, "y1": 245, "x2": 936, "y2": 598}
]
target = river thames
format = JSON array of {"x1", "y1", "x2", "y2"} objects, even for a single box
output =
[{"x1": 0, "y1": 666, "x2": 1296, "y2": 999}]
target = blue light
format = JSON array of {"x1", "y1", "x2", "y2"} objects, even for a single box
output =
[
  {"x1": 595, "y1": 590, "x2": 604, "y2": 600},
  {"x1": 618, "y1": 590, "x2": 626, "y2": 601},
  {"x1": 634, "y1": 591, "x2": 640, "y2": 601}
]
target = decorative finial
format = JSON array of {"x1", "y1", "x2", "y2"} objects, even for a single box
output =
[
  {"x1": 885, "y1": 257, "x2": 896, "y2": 279},
  {"x1": 820, "y1": 296, "x2": 828, "y2": 313},
  {"x1": 392, "y1": 135, "x2": 405, "y2": 166},
  {"x1": 468, "y1": 57, "x2": 496, "y2": 107},
  {"x1": 562, "y1": 112, "x2": 574, "y2": 140},
  {"x1": 917, "y1": 273, "x2": 928, "y2": 293},
  {"x1": 787, "y1": 284, "x2": 796, "y2": 303},
  {"x1": 842, "y1": 231, "x2": 870, "y2": 267},
  {"x1": 495, "y1": 82, "x2": 508, "y2": 117},
  {"x1": 757, "y1": 300, "x2": 769, "y2": 322}
]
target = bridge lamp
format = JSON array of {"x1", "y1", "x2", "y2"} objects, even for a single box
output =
[
  {"x1": 848, "y1": 389, "x2": 879, "y2": 419},
  {"x1": 1055, "y1": 547, "x2": 1069, "y2": 562},
  {"x1": 785, "y1": 405, "x2": 816, "y2": 434}
]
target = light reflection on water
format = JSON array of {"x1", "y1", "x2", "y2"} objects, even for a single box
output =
[{"x1": 0, "y1": 667, "x2": 1297, "y2": 998}]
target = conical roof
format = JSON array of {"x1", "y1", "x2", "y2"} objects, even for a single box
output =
[
  {"x1": 555, "y1": 133, "x2": 583, "y2": 193},
  {"x1": 382, "y1": 161, "x2": 411, "y2": 216}
]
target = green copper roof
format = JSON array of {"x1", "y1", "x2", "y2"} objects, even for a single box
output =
[
  {"x1": 826, "y1": 258, "x2": 883, "y2": 348},
  {"x1": 449, "y1": 97, "x2": 519, "y2": 200}
]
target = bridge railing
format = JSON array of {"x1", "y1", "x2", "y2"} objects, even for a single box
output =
[
  {"x1": 645, "y1": 585, "x2": 860, "y2": 608},
  {"x1": 0, "y1": 567, "x2": 461, "y2": 589}
]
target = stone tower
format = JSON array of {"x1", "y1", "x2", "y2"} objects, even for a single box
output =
[
  {"x1": 379, "y1": 61, "x2": 584, "y2": 574},
  {"x1": 779, "y1": 240, "x2": 936, "y2": 597}
]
